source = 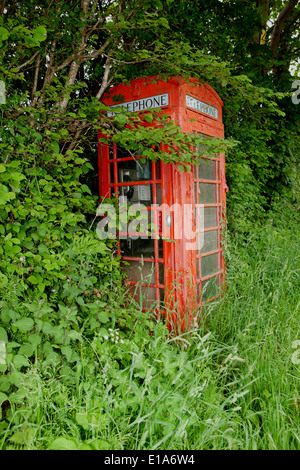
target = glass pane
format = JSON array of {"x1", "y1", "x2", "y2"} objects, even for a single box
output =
[
  {"x1": 197, "y1": 283, "x2": 201, "y2": 303},
  {"x1": 118, "y1": 159, "x2": 152, "y2": 183},
  {"x1": 123, "y1": 260, "x2": 155, "y2": 284},
  {"x1": 204, "y1": 207, "x2": 218, "y2": 228},
  {"x1": 156, "y1": 183, "x2": 162, "y2": 204},
  {"x1": 110, "y1": 162, "x2": 114, "y2": 184},
  {"x1": 140, "y1": 286, "x2": 157, "y2": 308},
  {"x1": 109, "y1": 143, "x2": 114, "y2": 159},
  {"x1": 199, "y1": 183, "x2": 217, "y2": 204},
  {"x1": 194, "y1": 183, "x2": 199, "y2": 204},
  {"x1": 193, "y1": 163, "x2": 198, "y2": 179},
  {"x1": 201, "y1": 253, "x2": 219, "y2": 278},
  {"x1": 126, "y1": 284, "x2": 158, "y2": 309},
  {"x1": 200, "y1": 230, "x2": 219, "y2": 254},
  {"x1": 159, "y1": 263, "x2": 164, "y2": 285},
  {"x1": 155, "y1": 161, "x2": 161, "y2": 180},
  {"x1": 158, "y1": 238, "x2": 163, "y2": 258},
  {"x1": 201, "y1": 276, "x2": 220, "y2": 302},
  {"x1": 119, "y1": 184, "x2": 152, "y2": 205},
  {"x1": 120, "y1": 237, "x2": 155, "y2": 258},
  {"x1": 196, "y1": 258, "x2": 200, "y2": 280},
  {"x1": 198, "y1": 158, "x2": 216, "y2": 181},
  {"x1": 117, "y1": 146, "x2": 133, "y2": 159}
]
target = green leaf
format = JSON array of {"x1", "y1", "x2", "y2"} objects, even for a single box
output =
[
  {"x1": 18, "y1": 342, "x2": 35, "y2": 357},
  {"x1": 33, "y1": 25, "x2": 47, "y2": 42},
  {"x1": 0, "y1": 273, "x2": 8, "y2": 288},
  {"x1": 0, "y1": 327, "x2": 8, "y2": 343},
  {"x1": 76, "y1": 413, "x2": 89, "y2": 430},
  {"x1": 61, "y1": 346, "x2": 73, "y2": 362},
  {"x1": 98, "y1": 311, "x2": 109, "y2": 323},
  {"x1": 114, "y1": 114, "x2": 127, "y2": 126},
  {"x1": 48, "y1": 437, "x2": 78, "y2": 450},
  {"x1": 91, "y1": 439, "x2": 111, "y2": 450},
  {"x1": 144, "y1": 113, "x2": 153, "y2": 123},
  {"x1": 27, "y1": 275, "x2": 39, "y2": 284},
  {"x1": 50, "y1": 141, "x2": 60, "y2": 154},
  {"x1": 0, "y1": 392, "x2": 7, "y2": 404},
  {"x1": 0, "y1": 190, "x2": 12, "y2": 205},
  {"x1": 13, "y1": 354, "x2": 30, "y2": 369},
  {"x1": 12, "y1": 318, "x2": 34, "y2": 332},
  {"x1": 0, "y1": 341, "x2": 7, "y2": 365},
  {"x1": 9, "y1": 427, "x2": 35, "y2": 445},
  {"x1": 0, "y1": 27, "x2": 9, "y2": 41}
]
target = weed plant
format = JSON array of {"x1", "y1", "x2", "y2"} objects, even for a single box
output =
[{"x1": 0, "y1": 224, "x2": 299, "y2": 450}]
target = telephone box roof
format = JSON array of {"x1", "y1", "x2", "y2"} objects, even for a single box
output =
[{"x1": 102, "y1": 75, "x2": 224, "y2": 127}]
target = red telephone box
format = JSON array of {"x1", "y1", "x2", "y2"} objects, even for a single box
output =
[{"x1": 98, "y1": 76, "x2": 226, "y2": 331}]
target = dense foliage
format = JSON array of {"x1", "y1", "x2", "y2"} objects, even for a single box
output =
[{"x1": 0, "y1": 0, "x2": 299, "y2": 450}]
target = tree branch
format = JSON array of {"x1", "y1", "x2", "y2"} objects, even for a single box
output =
[
  {"x1": 15, "y1": 51, "x2": 40, "y2": 71},
  {"x1": 270, "y1": 0, "x2": 299, "y2": 57},
  {"x1": 0, "y1": 0, "x2": 6, "y2": 15},
  {"x1": 95, "y1": 56, "x2": 113, "y2": 100},
  {"x1": 31, "y1": 53, "x2": 40, "y2": 104}
]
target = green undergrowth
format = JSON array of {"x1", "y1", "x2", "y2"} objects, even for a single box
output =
[{"x1": 0, "y1": 224, "x2": 299, "y2": 450}]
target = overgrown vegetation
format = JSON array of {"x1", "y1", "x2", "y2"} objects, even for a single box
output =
[
  {"x1": 0, "y1": 226, "x2": 299, "y2": 450},
  {"x1": 0, "y1": 0, "x2": 299, "y2": 450}
]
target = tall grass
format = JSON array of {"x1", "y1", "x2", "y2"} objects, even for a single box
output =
[
  {"x1": 205, "y1": 225, "x2": 300, "y2": 449},
  {"x1": 1, "y1": 225, "x2": 299, "y2": 450}
]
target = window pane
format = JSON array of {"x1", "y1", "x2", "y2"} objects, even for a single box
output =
[
  {"x1": 110, "y1": 162, "x2": 114, "y2": 184},
  {"x1": 117, "y1": 146, "x2": 133, "y2": 159},
  {"x1": 126, "y1": 284, "x2": 158, "y2": 309},
  {"x1": 118, "y1": 159, "x2": 152, "y2": 183},
  {"x1": 201, "y1": 253, "x2": 219, "y2": 278},
  {"x1": 119, "y1": 184, "x2": 152, "y2": 205},
  {"x1": 204, "y1": 207, "x2": 218, "y2": 228},
  {"x1": 123, "y1": 260, "x2": 155, "y2": 284},
  {"x1": 159, "y1": 263, "x2": 164, "y2": 285},
  {"x1": 120, "y1": 237, "x2": 155, "y2": 257},
  {"x1": 158, "y1": 238, "x2": 163, "y2": 258},
  {"x1": 200, "y1": 230, "x2": 219, "y2": 254},
  {"x1": 198, "y1": 158, "x2": 216, "y2": 181},
  {"x1": 156, "y1": 183, "x2": 162, "y2": 204},
  {"x1": 196, "y1": 258, "x2": 200, "y2": 280},
  {"x1": 199, "y1": 183, "x2": 217, "y2": 204},
  {"x1": 201, "y1": 276, "x2": 220, "y2": 302},
  {"x1": 109, "y1": 142, "x2": 114, "y2": 159},
  {"x1": 155, "y1": 161, "x2": 161, "y2": 180}
]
